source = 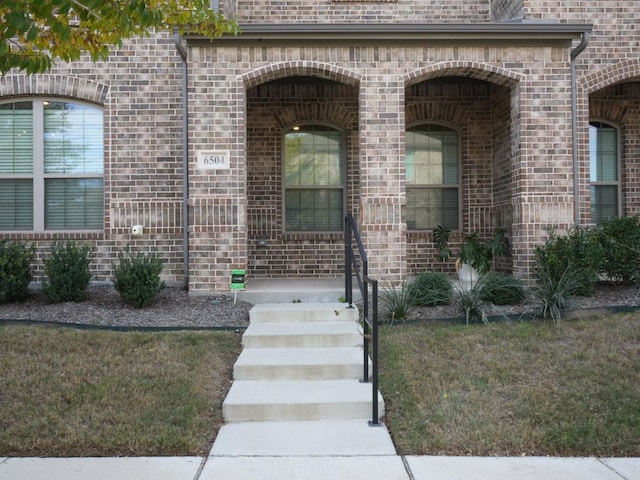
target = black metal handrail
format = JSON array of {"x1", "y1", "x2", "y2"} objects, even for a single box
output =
[{"x1": 344, "y1": 213, "x2": 380, "y2": 426}]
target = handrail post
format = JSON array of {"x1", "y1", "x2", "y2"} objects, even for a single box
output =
[
  {"x1": 370, "y1": 278, "x2": 379, "y2": 425},
  {"x1": 344, "y1": 212, "x2": 380, "y2": 427},
  {"x1": 345, "y1": 215, "x2": 353, "y2": 307},
  {"x1": 362, "y1": 277, "x2": 369, "y2": 383}
]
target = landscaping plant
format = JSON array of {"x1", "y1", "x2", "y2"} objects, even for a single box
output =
[
  {"x1": 534, "y1": 226, "x2": 604, "y2": 296},
  {"x1": 42, "y1": 241, "x2": 92, "y2": 303},
  {"x1": 435, "y1": 226, "x2": 510, "y2": 275},
  {"x1": 598, "y1": 216, "x2": 640, "y2": 284},
  {"x1": 407, "y1": 271, "x2": 453, "y2": 306},
  {"x1": 380, "y1": 280, "x2": 415, "y2": 323},
  {"x1": 532, "y1": 261, "x2": 582, "y2": 325},
  {"x1": 480, "y1": 272, "x2": 525, "y2": 305},
  {"x1": 114, "y1": 249, "x2": 165, "y2": 308},
  {"x1": 0, "y1": 240, "x2": 35, "y2": 304},
  {"x1": 451, "y1": 278, "x2": 487, "y2": 324}
]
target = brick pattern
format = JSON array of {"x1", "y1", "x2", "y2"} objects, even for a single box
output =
[
  {"x1": 2, "y1": 2, "x2": 640, "y2": 293},
  {"x1": 0, "y1": 33, "x2": 186, "y2": 286},
  {"x1": 490, "y1": 0, "x2": 523, "y2": 21},
  {"x1": 233, "y1": 0, "x2": 491, "y2": 23}
]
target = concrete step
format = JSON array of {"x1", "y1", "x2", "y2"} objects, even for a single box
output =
[
  {"x1": 242, "y1": 321, "x2": 363, "y2": 349},
  {"x1": 210, "y1": 419, "x2": 396, "y2": 456},
  {"x1": 233, "y1": 347, "x2": 368, "y2": 381},
  {"x1": 249, "y1": 303, "x2": 359, "y2": 324},
  {"x1": 222, "y1": 379, "x2": 384, "y2": 422},
  {"x1": 236, "y1": 278, "x2": 363, "y2": 305}
]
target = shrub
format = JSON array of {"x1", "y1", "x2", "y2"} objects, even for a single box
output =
[
  {"x1": 480, "y1": 272, "x2": 525, "y2": 305},
  {"x1": 533, "y1": 261, "x2": 582, "y2": 325},
  {"x1": 0, "y1": 240, "x2": 35, "y2": 304},
  {"x1": 451, "y1": 280, "x2": 487, "y2": 325},
  {"x1": 114, "y1": 250, "x2": 164, "y2": 308},
  {"x1": 534, "y1": 227, "x2": 604, "y2": 296},
  {"x1": 598, "y1": 216, "x2": 640, "y2": 285},
  {"x1": 407, "y1": 272, "x2": 452, "y2": 306},
  {"x1": 380, "y1": 281, "x2": 415, "y2": 323},
  {"x1": 43, "y1": 241, "x2": 93, "y2": 303}
]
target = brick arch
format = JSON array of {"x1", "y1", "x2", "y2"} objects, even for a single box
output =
[
  {"x1": 405, "y1": 102, "x2": 470, "y2": 128},
  {"x1": 240, "y1": 61, "x2": 362, "y2": 89},
  {"x1": 581, "y1": 59, "x2": 640, "y2": 95},
  {"x1": 0, "y1": 74, "x2": 109, "y2": 104},
  {"x1": 589, "y1": 99, "x2": 628, "y2": 124},
  {"x1": 404, "y1": 61, "x2": 523, "y2": 88},
  {"x1": 274, "y1": 104, "x2": 357, "y2": 130}
]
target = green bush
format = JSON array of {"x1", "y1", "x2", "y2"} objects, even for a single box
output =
[
  {"x1": 43, "y1": 241, "x2": 92, "y2": 303},
  {"x1": 533, "y1": 261, "x2": 582, "y2": 325},
  {"x1": 452, "y1": 281, "x2": 487, "y2": 325},
  {"x1": 0, "y1": 240, "x2": 35, "y2": 304},
  {"x1": 480, "y1": 272, "x2": 525, "y2": 305},
  {"x1": 534, "y1": 227, "x2": 604, "y2": 296},
  {"x1": 114, "y1": 250, "x2": 164, "y2": 308},
  {"x1": 407, "y1": 272, "x2": 452, "y2": 306},
  {"x1": 598, "y1": 216, "x2": 640, "y2": 285}
]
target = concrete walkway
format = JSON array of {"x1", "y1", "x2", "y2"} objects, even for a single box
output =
[
  {"x1": 210, "y1": 302, "x2": 395, "y2": 457},
  {"x1": 3, "y1": 455, "x2": 639, "y2": 479}
]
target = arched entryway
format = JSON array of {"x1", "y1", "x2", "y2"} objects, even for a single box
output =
[
  {"x1": 403, "y1": 63, "x2": 522, "y2": 276},
  {"x1": 582, "y1": 60, "x2": 640, "y2": 221},
  {"x1": 243, "y1": 66, "x2": 361, "y2": 279}
]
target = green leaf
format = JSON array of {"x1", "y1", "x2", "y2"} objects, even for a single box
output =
[
  {"x1": 26, "y1": 24, "x2": 38, "y2": 42},
  {"x1": 1, "y1": 0, "x2": 238, "y2": 74}
]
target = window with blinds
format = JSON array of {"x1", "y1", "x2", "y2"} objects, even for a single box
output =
[
  {"x1": 406, "y1": 124, "x2": 460, "y2": 230},
  {"x1": 0, "y1": 99, "x2": 103, "y2": 231},
  {"x1": 589, "y1": 121, "x2": 619, "y2": 224},
  {"x1": 283, "y1": 125, "x2": 345, "y2": 232}
]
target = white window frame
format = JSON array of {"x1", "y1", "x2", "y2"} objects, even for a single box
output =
[
  {"x1": 589, "y1": 120, "x2": 622, "y2": 224},
  {"x1": 0, "y1": 98, "x2": 104, "y2": 233},
  {"x1": 282, "y1": 122, "x2": 346, "y2": 233},
  {"x1": 405, "y1": 121, "x2": 461, "y2": 231}
]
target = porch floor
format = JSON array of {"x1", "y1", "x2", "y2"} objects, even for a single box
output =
[{"x1": 236, "y1": 277, "x2": 362, "y2": 304}]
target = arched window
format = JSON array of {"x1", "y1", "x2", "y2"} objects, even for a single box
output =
[
  {"x1": 589, "y1": 121, "x2": 620, "y2": 224},
  {"x1": 406, "y1": 123, "x2": 459, "y2": 230},
  {"x1": 0, "y1": 99, "x2": 104, "y2": 231},
  {"x1": 283, "y1": 124, "x2": 345, "y2": 232}
]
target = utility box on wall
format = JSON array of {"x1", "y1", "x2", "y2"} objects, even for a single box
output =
[{"x1": 230, "y1": 269, "x2": 246, "y2": 290}]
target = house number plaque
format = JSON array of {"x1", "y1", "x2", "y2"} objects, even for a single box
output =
[{"x1": 196, "y1": 150, "x2": 230, "y2": 170}]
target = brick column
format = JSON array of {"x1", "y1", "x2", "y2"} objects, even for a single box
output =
[
  {"x1": 358, "y1": 75, "x2": 406, "y2": 286},
  {"x1": 510, "y1": 66, "x2": 575, "y2": 282},
  {"x1": 188, "y1": 47, "x2": 248, "y2": 293}
]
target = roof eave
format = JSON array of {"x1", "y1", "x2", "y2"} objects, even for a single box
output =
[{"x1": 186, "y1": 22, "x2": 592, "y2": 45}]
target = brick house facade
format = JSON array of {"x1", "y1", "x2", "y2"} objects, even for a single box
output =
[{"x1": 1, "y1": 1, "x2": 638, "y2": 294}]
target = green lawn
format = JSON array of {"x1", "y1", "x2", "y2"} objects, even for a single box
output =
[
  {"x1": 379, "y1": 313, "x2": 640, "y2": 457},
  {"x1": 3, "y1": 315, "x2": 639, "y2": 458},
  {"x1": 0, "y1": 325, "x2": 241, "y2": 457}
]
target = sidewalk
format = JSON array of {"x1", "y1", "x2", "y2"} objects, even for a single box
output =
[{"x1": 2, "y1": 455, "x2": 639, "y2": 480}]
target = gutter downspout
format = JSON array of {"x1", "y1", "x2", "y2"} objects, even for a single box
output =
[
  {"x1": 174, "y1": 31, "x2": 189, "y2": 291},
  {"x1": 571, "y1": 31, "x2": 590, "y2": 225}
]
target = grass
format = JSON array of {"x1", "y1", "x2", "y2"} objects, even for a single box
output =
[
  {"x1": 3, "y1": 314, "x2": 640, "y2": 458},
  {"x1": 0, "y1": 325, "x2": 241, "y2": 457},
  {"x1": 379, "y1": 313, "x2": 640, "y2": 457}
]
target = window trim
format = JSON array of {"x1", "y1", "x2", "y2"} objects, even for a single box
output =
[
  {"x1": 0, "y1": 98, "x2": 104, "y2": 233},
  {"x1": 281, "y1": 122, "x2": 347, "y2": 234},
  {"x1": 405, "y1": 121, "x2": 462, "y2": 232},
  {"x1": 589, "y1": 119, "x2": 622, "y2": 224}
]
